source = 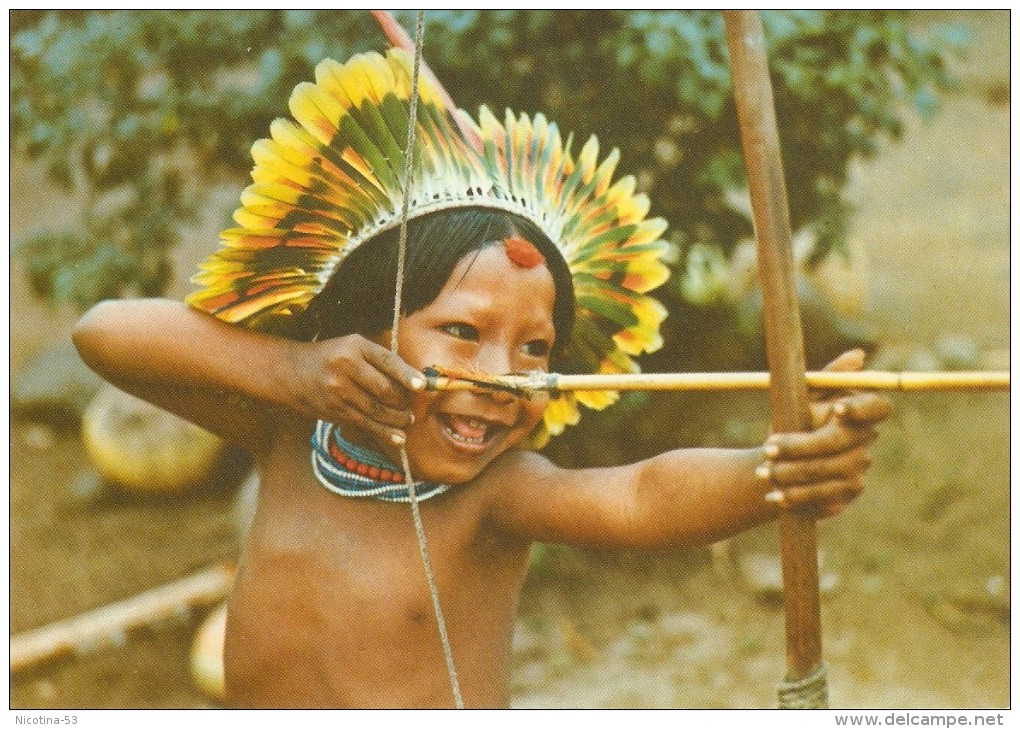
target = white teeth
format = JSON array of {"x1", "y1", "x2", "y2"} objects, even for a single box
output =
[
  {"x1": 442, "y1": 424, "x2": 485, "y2": 445},
  {"x1": 440, "y1": 415, "x2": 492, "y2": 446}
]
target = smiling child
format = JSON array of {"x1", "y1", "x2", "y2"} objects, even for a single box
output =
[{"x1": 72, "y1": 49, "x2": 889, "y2": 708}]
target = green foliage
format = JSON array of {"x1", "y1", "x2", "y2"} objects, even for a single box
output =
[
  {"x1": 11, "y1": 10, "x2": 381, "y2": 307},
  {"x1": 11, "y1": 10, "x2": 967, "y2": 310}
]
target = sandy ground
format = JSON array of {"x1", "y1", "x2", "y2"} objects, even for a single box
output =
[{"x1": 9, "y1": 11, "x2": 1009, "y2": 710}]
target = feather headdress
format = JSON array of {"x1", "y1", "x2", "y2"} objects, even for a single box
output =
[{"x1": 187, "y1": 49, "x2": 671, "y2": 445}]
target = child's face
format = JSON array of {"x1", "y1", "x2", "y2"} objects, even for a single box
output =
[{"x1": 383, "y1": 244, "x2": 557, "y2": 485}]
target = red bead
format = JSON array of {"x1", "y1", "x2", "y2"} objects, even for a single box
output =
[{"x1": 326, "y1": 434, "x2": 413, "y2": 485}]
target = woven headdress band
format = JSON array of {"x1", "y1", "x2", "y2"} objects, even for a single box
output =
[{"x1": 187, "y1": 48, "x2": 671, "y2": 445}]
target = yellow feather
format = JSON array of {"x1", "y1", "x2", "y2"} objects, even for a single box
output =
[
  {"x1": 578, "y1": 136, "x2": 599, "y2": 184},
  {"x1": 190, "y1": 49, "x2": 674, "y2": 442}
]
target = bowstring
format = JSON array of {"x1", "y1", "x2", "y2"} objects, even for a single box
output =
[{"x1": 389, "y1": 9, "x2": 464, "y2": 709}]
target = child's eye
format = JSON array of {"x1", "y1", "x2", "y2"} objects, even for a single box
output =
[
  {"x1": 441, "y1": 323, "x2": 479, "y2": 341},
  {"x1": 522, "y1": 340, "x2": 551, "y2": 358}
]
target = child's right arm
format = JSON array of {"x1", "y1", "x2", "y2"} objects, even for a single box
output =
[
  {"x1": 485, "y1": 350, "x2": 889, "y2": 551},
  {"x1": 72, "y1": 299, "x2": 423, "y2": 455}
]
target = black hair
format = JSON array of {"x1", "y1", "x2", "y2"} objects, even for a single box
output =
[{"x1": 296, "y1": 207, "x2": 576, "y2": 362}]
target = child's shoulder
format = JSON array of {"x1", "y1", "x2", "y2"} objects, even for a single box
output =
[
  {"x1": 476, "y1": 446, "x2": 560, "y2": 490},
  {"x1": 473, "y1": 445, "x2": 637, "y2": 548}
]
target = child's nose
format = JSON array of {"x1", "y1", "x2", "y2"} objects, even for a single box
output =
[
  {"x1": 472, "y1": 346, "x2": 523, "y2": 405},
  {"x1": 474, "y1": 343, "x2": 513, "y2": 377}
]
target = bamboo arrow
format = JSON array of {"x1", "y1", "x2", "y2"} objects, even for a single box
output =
[
  {"x1": 426, "y1": 370, "x2": 1009, "y2": 394},
  {"x1": 375, "y1": 8, "x2": 1009, "y2": 708},
  {"x1": 724, "y1": 10, "x2": 829, "y2": 707}
]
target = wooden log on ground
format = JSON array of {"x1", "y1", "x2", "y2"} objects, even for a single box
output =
[{"x1": 10, "y1": 563, "x2": 235, "y2": 674}]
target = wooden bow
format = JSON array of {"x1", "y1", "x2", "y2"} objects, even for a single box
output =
[
  {"x1": 723, "y1": 10, "x2": 828, "y2": 707},
  {"x1": 375, "y1": 8, "x2": 890, "y2": 708}
]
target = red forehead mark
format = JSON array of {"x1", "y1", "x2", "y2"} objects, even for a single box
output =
[{"x1": 502, "y1": 236, "x2": 545, "y2": 269}]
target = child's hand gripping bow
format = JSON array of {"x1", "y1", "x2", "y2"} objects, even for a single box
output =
[
  {"x1": 284, "y1": 334, "x2": 425, "y2": 447},
  {"x1": 757, "y1": 349, "x2": 892, "y2": 518}
]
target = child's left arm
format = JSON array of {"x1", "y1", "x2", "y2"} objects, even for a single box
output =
[{"x1": 487, "y1": 351, "x2": 890, "y2": 550}]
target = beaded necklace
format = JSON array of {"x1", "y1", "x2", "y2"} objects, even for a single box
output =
[{"x1": 309, "y1": 420, "x2": 450, "y2": 503}]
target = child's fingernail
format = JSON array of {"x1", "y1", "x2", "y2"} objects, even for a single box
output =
[
  {"x1": 765, "y1": 490, "x2": 785, "y2": 505},
  {"x1": 391, "y1": 432, "x2": 406, "y2": 446},
  {"x1": 755, "y1": 463, "x2": 772, "y2": 481},
  {"x1": 410, "y1": 376, "x2": 425, "y2": 390},
  {"x1": 763, "y1": 442, "x2": 780, "y2": 459},
  {"x1": 407, "y1": 412, "x2": 415, "y2": 425}
]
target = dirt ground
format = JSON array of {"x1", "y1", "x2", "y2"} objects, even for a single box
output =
[{"x1": 9, "y1": 11, "x2": 1009, "y2": 710}]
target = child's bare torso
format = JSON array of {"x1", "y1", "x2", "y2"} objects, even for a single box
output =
[{"x1": 224, "y1": 420, "x2": 532, "y2": 708}]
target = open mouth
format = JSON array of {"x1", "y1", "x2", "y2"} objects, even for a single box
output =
[{"x1": 437, "y1": 413, "x2": 503, "y2": 451}]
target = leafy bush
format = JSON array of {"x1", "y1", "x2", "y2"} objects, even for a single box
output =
[{"x1": 11, "y1": 10, "x2": 967, "y2": 312}]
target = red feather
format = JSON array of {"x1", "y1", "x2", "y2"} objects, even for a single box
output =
[{"x1": 503, "y1": 236, "x2": 545, "y2": 269}]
